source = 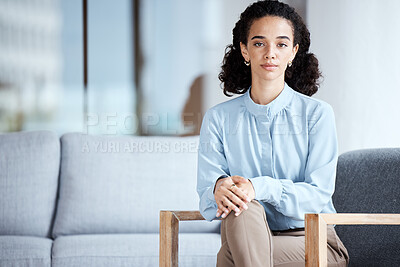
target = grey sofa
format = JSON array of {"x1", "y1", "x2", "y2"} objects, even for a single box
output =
[
  {"x1": 333, "y1": 148, "x2": 400, "y2": 266},
  {"x1": 0, "y1": 131, "x2": 220, "y2": 267},
  {"x1": 1, "y1": 131, "x2": 399, "y2": 266}
]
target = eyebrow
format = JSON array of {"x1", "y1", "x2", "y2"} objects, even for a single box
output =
[{"x1": 251, "y1": 35, "x2": 291, "y2": 41}]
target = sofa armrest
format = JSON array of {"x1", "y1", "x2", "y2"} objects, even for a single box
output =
[
  {"x1": 159, "y1": 210, "x2": 205, "y2": 267},
  {"x1": 305, "y1": 213, "x2": 400, "y2": 267}
]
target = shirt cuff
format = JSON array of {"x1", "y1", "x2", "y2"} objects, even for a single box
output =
[
  {"x1": 206, "y1": 185, "x2": 216, "y2": 202},
  {"x1": 248, "y1": 176, "x2": 283, "y2": 206}
]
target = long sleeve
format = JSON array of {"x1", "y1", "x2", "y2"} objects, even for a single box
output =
[
  {"x1": 248, "y1": 103, "x2": 338, "y2": 221},
  {"x1": 197, "y1": 110, "x2": 230, "y2": 221},
  {"x1": 197, "y1": 84, "x2": 339, "y2": 230}
]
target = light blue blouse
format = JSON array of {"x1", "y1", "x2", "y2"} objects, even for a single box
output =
[{"x1": 197, "y1": 83, "x2": 338, "y2": 231}]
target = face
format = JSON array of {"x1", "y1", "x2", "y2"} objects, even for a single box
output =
[{"x1": 240, "y1": 16, "x2": 299, "y2": 84}]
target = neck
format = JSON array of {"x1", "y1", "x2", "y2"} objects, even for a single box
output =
[{"x1": 250, "y1": 77, "x2": 285, "y2": 105}]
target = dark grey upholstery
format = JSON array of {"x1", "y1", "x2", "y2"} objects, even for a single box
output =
[{"x1": 333, "y1": 148, "x2": 400, "y2": 267}]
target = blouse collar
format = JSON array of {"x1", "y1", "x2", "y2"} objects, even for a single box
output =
[{"x1": 244, "y1": 82, "x2": 294, "y2": 121}]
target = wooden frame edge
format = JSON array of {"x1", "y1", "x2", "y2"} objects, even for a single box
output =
[
  {"x1": 159, "y1": 210, "x2": 205, "y2": 267},
  {"x1": 305, "y1": 213, "x2": 400, "y2": 267},
  {"x1": 320, "y1": 213, "x2": 400, "y2": 225},
  {"x1": 305, "y1": 213, "x2": 327, "y2": 267},
  {"x1": 162, "y1": 211, "x2": 400, "y2": 267}
]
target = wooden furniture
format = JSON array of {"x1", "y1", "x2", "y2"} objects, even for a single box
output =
[
  {"x1": 159, "y1": 210, "x2": 205, "y2": 267},
  {"x1": 160, "y1": 148, "x2": 400, "y2": 266},
  {"x1": 305, "y1": 213, "x2": 400, "y2": 267},
  {"x1": 160, "y1": 211, "x2": 400, "y2": 267}
]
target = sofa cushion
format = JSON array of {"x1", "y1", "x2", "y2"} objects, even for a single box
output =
[
  {"x1": 52, "y1": 233, "x2": 220, "y2": 267},
  {"x1": 0, "y1": 235, "x2": 52, "y2": 267},
  {"x1": 0, "y1": 131, "x2": 60, "y2": 237},
  {"x1": 333, "y1": 148, "x2": 400, "y2": 266},
  {"x1": 53, "y1": 133, "x2": 220, "y2": 237}
]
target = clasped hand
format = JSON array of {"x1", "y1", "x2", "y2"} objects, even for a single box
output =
[{"x1": 214, "y1": 175, "x2": 255, "y2": 219}]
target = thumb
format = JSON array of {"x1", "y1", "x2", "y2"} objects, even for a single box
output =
[{"x1": 231, "y1": 175, "x2": 248, "y2": 184}]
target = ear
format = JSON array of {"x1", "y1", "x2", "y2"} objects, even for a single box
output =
[
  {"x1": 290, "y1": 44, "x2": 299, "y2": 61},
  {"x1": 240, "y1": 42, "x2": 249, "y2": 61}
]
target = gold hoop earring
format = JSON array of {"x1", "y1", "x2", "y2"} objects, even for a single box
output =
[
  {"x1": 244, "y1": 60, "x2": 250, "y2": 66},
  {"x1": 288, "y1": 61, "x2": 293, "y2": 67}
]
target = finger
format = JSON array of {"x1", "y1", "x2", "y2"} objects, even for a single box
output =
[
  {"x1": 231, "y1": 179, "x2": 254, "y2": 203},
  {"x1": 221, "y1": 202, "x2": 232, "y2": 218},
  {"x1": 221, "y1": 197, "x2": 240, "y2": 218},
  {"x1": 222, "y1": 193, "x2": 242, "y2": 214},
  {"x1": 219, "y1": 185, "x2": 247, "y2": 215},
  {"x1": 216, "y1": 200, "x2": 229, "y2": 217},
  {"x1": 222, "y1": 209, "x2": 230, "y2": 218},
  {"x1": 218, "y1": 199, "x2": 243, "y2": 217},
  {"x1": 221, "y1": 179, "x2": 235, "y2": 191},
  {"x1": 221, "y1": 199, "x2": 231, "y2": 215},
  {"x1": 226, "y1": 189, "x2": 249, "y2": 210},
  {"x1": 224, "y1": 185, "x2": 248, "y2": 206},
  {"x1": 234, "y1": 209, "x2": 243, "y2": 217},
  {"x1": 228, "y1": 184, "x2": 251, "y2": 203},
  {"x1": 216, "y1": 208, "x2": 222, "y2": 218},
  {"x1": 218, "y1": 198, "x2": 233, "y2": 219}
]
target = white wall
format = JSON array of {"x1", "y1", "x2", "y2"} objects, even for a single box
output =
[{"x1": 308, "y1": 0, "x2": 400, "y2": 153}]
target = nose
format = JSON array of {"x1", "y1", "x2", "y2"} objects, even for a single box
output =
[{"x1": 265, "y1": 45, "x2": 276, "y2": 59}]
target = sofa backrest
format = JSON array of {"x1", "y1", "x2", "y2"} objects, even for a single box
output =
[
  {"x1": 333, "y1": 148, "x2": 400, "y2": 266},
  {"x1": 52, "y1": 133, "x2": 219, "y2": 238},
  {"x1": 0, "y1": 131, "x2": 60, "y2": 238}
]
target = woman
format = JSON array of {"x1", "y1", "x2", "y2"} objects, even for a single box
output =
[{"x1": 197, "y1": 1, "x2": 350, "y2": 266}]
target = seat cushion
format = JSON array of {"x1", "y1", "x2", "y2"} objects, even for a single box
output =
[
  {"x1": 0, "y1": 235, "x2": 52, "y2": 267},
  {"x1": 334, "y1": 148, "x2": 400, "y2": 266},
  {"x1": 0, "y1": 131, "x2": 60, "y2": 237},
  {"x1": 52, "y1": 233, "x2": 220, "y2": 267},
  {"x1": 53, "y1": 133, "x2": 220, "y2": 237}
]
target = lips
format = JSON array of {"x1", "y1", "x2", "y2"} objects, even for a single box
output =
[{"x1": 261, "y1": 63, "x2": 278, "y2": 71}]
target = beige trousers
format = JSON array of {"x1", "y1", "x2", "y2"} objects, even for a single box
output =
[{"x1": 217, "y1": 200, "x2": 349, "y2": 267}]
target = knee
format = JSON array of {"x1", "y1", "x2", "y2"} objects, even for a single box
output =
[
  {"x1": 247, "y1": 200, "x2": 264, "y2": 212},
  {"x1": 243, "y1": 200, "x2": 265, "y2": 216},
  {"x1": 224, "y1": 200, "x2": 265, "y2": 223}
]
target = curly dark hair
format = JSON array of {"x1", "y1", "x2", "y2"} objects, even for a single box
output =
[{"x1": 218, "y1": 0, "x2": 321, "y2": 97}]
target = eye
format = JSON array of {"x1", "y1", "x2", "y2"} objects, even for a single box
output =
[
  {"x1": 254, "y1": 42, "x2": 264, "y2": 47},
  {"x1": 278, "y1": 43, "x2": 288, "y2": 48}
]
